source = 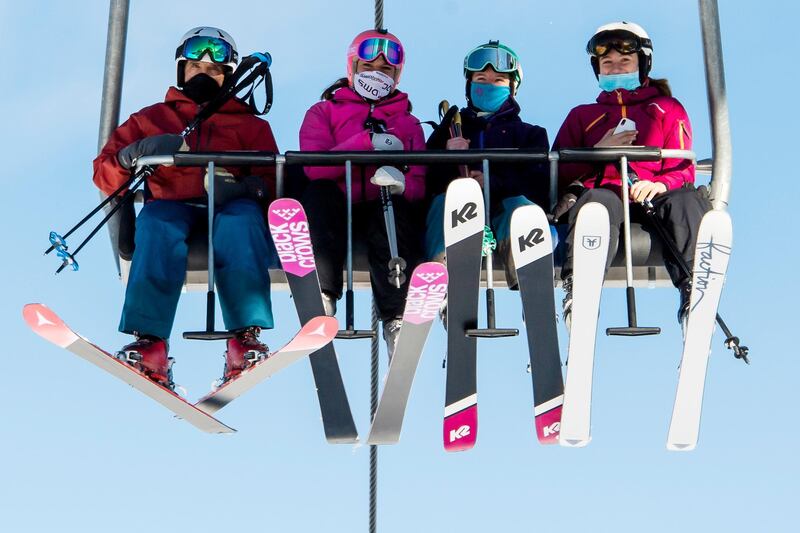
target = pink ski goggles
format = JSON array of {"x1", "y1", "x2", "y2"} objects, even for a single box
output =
[{"x1": 357, "y1": 38, "x2": 404, "y2": 65}]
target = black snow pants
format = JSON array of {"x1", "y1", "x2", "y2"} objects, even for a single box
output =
[
  {"x1": 560, "y1": 187, "x2": 712, "y2": 288},
  {"x1": 301, "y1": 179, "x2": 422, "y2": 321}
]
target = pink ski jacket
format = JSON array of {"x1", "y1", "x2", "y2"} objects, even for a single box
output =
[
  {"x1": 299, "y1": 87, "x2": 426, "y2": 203},
  {"x1": 553, "y1": 83, "x2": 694, "y2": 196}
]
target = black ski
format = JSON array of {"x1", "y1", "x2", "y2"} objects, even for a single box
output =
[{"x1": 268, "y1": 198, "x2": 358, "y2": 443}]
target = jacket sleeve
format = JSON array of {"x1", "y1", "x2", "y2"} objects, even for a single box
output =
[
  {"x1": 299, "y1": 103, "x2": 372, "y2": 181},
  {"x1": 92, "y1": 114, "x2": 147, "y2": 197},
  {"x1": 401, "y1": 118, "x2": 427, "y2": 202},
  {"x1": 651, "y1": 100, "x2": 695, "y2": 190},
  {"x1": 244, "y1": 118, "x2": 279, "y2": 198},
  {"x1": 552, "y1": 107, "x2": 599, "y2": 194}
]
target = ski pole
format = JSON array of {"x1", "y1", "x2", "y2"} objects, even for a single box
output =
[
  {"x1": 379, "y1": 186, "x2": 406, "y2": 288},
  {"x1": 606, "y1": 155, "x2": 661, "y2": 336},
  {"x1": 628, "y1": 174, "x2": 749, "y2": 362},
  {"x1": 438, "y1": 100, "x2": 470, "y2": 178},
  {"x1": 52, "y1": 169, "x2": 150, "y2": 274}
]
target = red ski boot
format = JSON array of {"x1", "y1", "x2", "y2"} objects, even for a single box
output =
[
  {"x1": 222, "y1": 327, "x2": 269, "y2": 383},
  {"x1": 116, "y1": 335, "x2": 174, "y2": 389}
]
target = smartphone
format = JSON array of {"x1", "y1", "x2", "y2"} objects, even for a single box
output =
[{"x1": 613, "y1": 117, "x2": 636, "y2": 134}]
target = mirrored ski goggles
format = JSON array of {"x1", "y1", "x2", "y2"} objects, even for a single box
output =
[
  {"x1": 464, "y1": 46, "x2": 518, "y2": 73},
  {"x1": 586, "y1": 31, "x2": 652, "y2": 57},
  {"x1": 357, "y1": 38, "x2": 404, "y2": 65},
  {"x1": 179, "y1": 36, "x2": 234, "y2": 64}
]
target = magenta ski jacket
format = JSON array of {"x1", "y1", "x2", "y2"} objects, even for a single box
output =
[
  {"x1": 553, "y1": 83, "x2": 695, "y2": 196},
  {"x1": 299, "y1": 86, "x2": 426, "y2": 203}
]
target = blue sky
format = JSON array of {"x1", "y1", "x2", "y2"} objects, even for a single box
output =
[{"x1": 1, "y1": 1, "x2": 797, "y2": 532}]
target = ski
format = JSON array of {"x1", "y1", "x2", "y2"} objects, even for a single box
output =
[
  {"x1": 442, "y1": 178, "x2": 484, "y2": 452},
  {"x1": 195, "y1": 316, "x2": 338, "y2": 414},
  {"x1": 510, "y1": 204, "x2": 564, "y2": 444},
  {"x1": 22, "y1": 303, "x2": 235, "y2": 434},
  {"x1": 667, "y1": 210, "x2": 733, "y2": 451},
  {"x1": 367, "y1": 262, "x2": 448, "y2": 445},
  {"x1": 559, "y1": 202, "x2": 610, "y2": 447},
  {"x1": 268, "y1": 198, "x2": 359, "y2": 443}
]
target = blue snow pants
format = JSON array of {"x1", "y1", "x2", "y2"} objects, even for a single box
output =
[{"x1": 120, "y1": 198, "x2": 275, "y2": 339}]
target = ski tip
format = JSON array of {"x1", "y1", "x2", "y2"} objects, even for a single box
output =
[
  {"x1": 366, "y1": 435, "x2": 399, "y2": 446},
  {"x1": 292, "y1": 316, "x2": 338, "y2": 348},
  {"x1": 324, "y1": 434, "x2": 360, "y2": 445},
  {"x1": 559, "y1": 436, "x2": 591, "y2": 448},
  {"x1": 22, "y1": 303, "x2": 77, "y2": 348},
  {"x1": 443, "y1": 402, "x2": 478, "y2": 452},
  {"x1": 666, "y1": 441, "x2": 697, "y2": 452}
]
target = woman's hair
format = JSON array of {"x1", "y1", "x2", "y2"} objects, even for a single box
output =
[
  {"x1": 648, "y1": 77, "x2": 672, "y2": 98},
  {"x1": 321, "y1": 77, "x2": 350, "y2": 100}
]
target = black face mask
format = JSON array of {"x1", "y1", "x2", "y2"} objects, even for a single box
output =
[{"x1": 182, "y1": 73, "x2": 221, "y2": 104}]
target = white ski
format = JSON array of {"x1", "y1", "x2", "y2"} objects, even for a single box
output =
[
  {"x1": 559, "y1": 202, "x2": 610, "y2": 447},
  {"x1": 667, "y1": 210, "x2": 733, "y2": 451},
  {"x1": 367, "y1": 262, "x2": 448, "y2": 445}
]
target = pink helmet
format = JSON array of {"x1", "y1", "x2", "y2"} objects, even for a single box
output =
[{"x1": 346, "y1": 29, "x2": 406, "y2": 84}]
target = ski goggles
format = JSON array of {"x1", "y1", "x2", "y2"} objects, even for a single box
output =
[
  {"x1": 464, "y1": 46, "x2": 519, "y2": 74},
  {"x1": 179, "y1": 36, "x2": 235, "y2": 64},
  {"x1": 357, "y1": 38, "x2": 404, "y2": 65},
  {"x1": 586, "y1": 31, "x2": 652, "y2": 57}
]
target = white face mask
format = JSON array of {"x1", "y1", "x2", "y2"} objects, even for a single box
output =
[{"x1": 353, "y1": 70, "x2": 395, "y2": 101}]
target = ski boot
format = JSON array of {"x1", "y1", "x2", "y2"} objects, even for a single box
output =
[
  {"x1": 438, "y1": 297, "x2": 448, "y2": 331},
  {"x1": 221, "y1": 327, "x2": 269, "y2": 384},
  {"x1": 561, "y1": 275, "x2": 573, "y2": 332},
  {"x1": 116, "y1": 335, "x2": 174, "y2": 389},
  {"x1": 321, "y1": 291, "x2": 337, "y2": 317},
  {"x1": 382, "y1": 318, "x2": 403, "y2": 363}
]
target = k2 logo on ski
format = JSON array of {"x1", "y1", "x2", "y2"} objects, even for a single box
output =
[
  {"x1": 451, "y1": 202, "x2": 478, "y2": 228},
  {"x1": 582, "y1": 235, "x2": 602, "y2": 250},
  {"x1": 272, "y1": 208, "x2": 300, "y2": 222},
  {"x1": 518, "y1": 228, "x2": 545, "y2": 252},
  {"x1": 416, "y1": 272, "x2": 444, "y2": 284},
  {"x1": 542, "y1": 422, "x2": 561, "y2": 438},
  {"x1": 449, "y1": 424, "x2": 471, "y2": 442}
]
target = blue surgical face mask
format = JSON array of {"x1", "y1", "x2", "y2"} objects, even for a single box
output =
[
  {"x1": 598, "y1": 71, "x2": 641, "y2": 92},
  {"x1": 470, "y1": 82, "x2": 511, "y2": 113}
]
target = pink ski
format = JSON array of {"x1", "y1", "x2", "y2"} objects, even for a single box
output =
[
  {"x1": 195, "y1": 316, "x2": 338, "y2": 414},
  {"x1": 23, "y1": 303, "x2": 235, "y2": 434}
]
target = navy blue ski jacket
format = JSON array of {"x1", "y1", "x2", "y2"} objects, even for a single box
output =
[{"x1": 425, "y1": 97, "x2": 550, "y2": 210}]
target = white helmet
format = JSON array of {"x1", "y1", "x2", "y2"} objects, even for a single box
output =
[
  {"x1": 586, "y1": 21, "x2": 653, "y2": 82},
  {"x1": 175, "y1": 26, "x2": 239, "y2": 86}
]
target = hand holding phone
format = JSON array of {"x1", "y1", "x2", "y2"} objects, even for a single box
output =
[{"x1": 613, "y1": 118, "x2": 636, "y2": 134}]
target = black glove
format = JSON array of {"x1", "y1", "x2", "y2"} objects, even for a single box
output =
[
  {"x1": 548, "y1": 180, "x2": 585, "y2": 223},
  {"x1": 117, "y1": 134, "x2": 186, "y2": 170}
]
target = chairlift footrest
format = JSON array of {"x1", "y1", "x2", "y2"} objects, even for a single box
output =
[
  {"x1": 335, "y1": 329, "x2": 377, "y2": 340},
  {"x1": 183, "y1": 330, "x2": 236, "y2": 341},
  {"x1": 605, "y1": 326, "x2": 661, "y2": 337},
  {"x1": 465, "y1": 328, "x2": 519, "y2": 338}
]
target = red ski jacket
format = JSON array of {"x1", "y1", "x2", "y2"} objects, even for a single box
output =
[
  {"x1": 553, "y1": 83, "x2": 694, "y2": 196},
  {"x1": 93, "y1": 87, "x2": 278, "y2": 201}
]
